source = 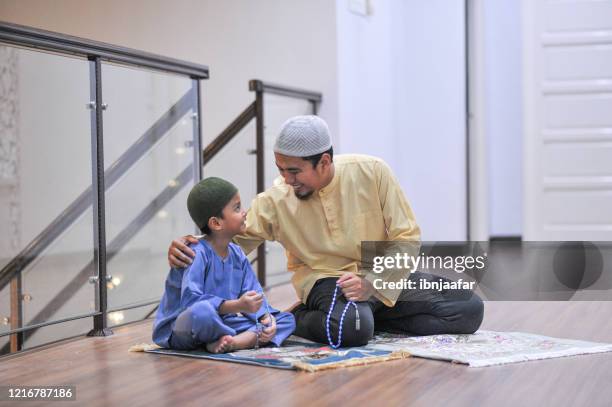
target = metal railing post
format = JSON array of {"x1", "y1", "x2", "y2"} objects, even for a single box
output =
[
  {"x1": 310, "y1": 100, "x2": 318, "y2": 115},
  {"x1": 87, "y1": 57, "x2": 112, "y2": 337},
  {"x1": 9, "y1": 274, "x2": 23, "y2": 352},
  {"x1": 192, "y1": 79, "x2": 203, "y2": 183},
  {"x1": 254, "y1": 87, "x2": 267, "y2": 287}
]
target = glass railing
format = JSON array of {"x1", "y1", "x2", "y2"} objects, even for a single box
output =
[
  {"x1": 0, "y1": 21, "x2": 207, "y2": 353},
  {"x1": 102, "y1": 62, "x2": 198, "y2": 328},
  {"x1": 0, "y1": 21, "x2": 322, "y2": 355},
  {"x1": 202, "y1": 112, "x2": 257, "y2": 213},
  {"x1": 262, "y1": 93, "x2": 317, "y2": 288},
  {"x1": 0, "y1": 45, "x2": 97, "y2": 351},
  {"x1": 248, "y1": 80, "x2": 322, "y2": 288}
]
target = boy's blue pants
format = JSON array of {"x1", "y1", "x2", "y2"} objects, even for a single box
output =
[{"x1": 169, "y1": 300, "x2": 295, "y2": 349}]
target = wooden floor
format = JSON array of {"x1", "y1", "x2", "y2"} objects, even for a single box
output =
[{"x1": 1, "y1": 284, "x2": 611, "y2": 407}]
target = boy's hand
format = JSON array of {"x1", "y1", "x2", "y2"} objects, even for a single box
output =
[
  {"x1": 259, "y1": 314, "x2": 276, "y2": 344},
  {"x1": 239, "y1": 291, "x2": 263, "y2": 313},
  {"x1": 168, "y1": 235, "x2": 199, "y2": 268}
]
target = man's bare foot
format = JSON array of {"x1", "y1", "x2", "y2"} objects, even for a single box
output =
[{"x1": 206, "y1": 335, "x2": 234, "y2": 353}]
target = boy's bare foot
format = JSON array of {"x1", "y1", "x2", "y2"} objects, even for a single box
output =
[
  {"x1": 206, "y1": 335, "x2": 234, "y2": 353},
  {"x1": 205, "y1": 331, "x2": 259, "y2": 353},
  {"x1": 231, "y1": 330, "x2": 257, "y2": 349}
]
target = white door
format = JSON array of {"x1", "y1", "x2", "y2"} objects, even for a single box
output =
[{"x1": 523, "y1": 0, "x2": 612, "y2": 240}]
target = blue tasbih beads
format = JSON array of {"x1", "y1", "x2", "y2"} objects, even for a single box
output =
[
  {"x1": 326, "y1": 284, "x2": 360, "y2": 349},
  {"x1": 254, "y1": 291, "x2": 273, "y2": 349}
]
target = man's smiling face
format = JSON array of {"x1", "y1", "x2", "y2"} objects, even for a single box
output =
[{"x1": 274, "y1": 152, "x2": 327, "y2": 200}]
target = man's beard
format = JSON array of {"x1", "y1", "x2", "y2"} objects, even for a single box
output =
[{"x1": 294, "y1": 189, "x2": 314, "y2": 200}]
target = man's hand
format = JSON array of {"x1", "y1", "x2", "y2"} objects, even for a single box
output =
[
  {"x1": 337, "y1": 272, "x2": 375, "y2": 302},
  {"x1": 259, "y1": 314, "x2": 276, "y2": 344},
  {"x1": 167, "y1": 235, "x2": 199, "y2": 268},
  {"x1": 238, "y1": 291, "x2": 263, "y2": 314}
]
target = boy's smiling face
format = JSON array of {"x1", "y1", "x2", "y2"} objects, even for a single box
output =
[{"x1": 218, "y1": 192, "x2": 247, "y2": 235}]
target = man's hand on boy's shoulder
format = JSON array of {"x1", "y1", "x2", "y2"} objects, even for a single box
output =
[{"x1": 168, "y1": 235, "x2": 199, "y2": 268}]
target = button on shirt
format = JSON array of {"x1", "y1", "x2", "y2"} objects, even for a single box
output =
[{"x1": 234, "y1": 154, "x2": 421, "y2": 307}]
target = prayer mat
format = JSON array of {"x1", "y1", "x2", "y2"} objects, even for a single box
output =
[
  {"x1": 365, "y1": 330, "x2": 612, "y2": 367},
  {"x1": 132, "y1": 340, "x2": 410, "y2": 372},
  {"x1": 131, "y1": 330, "x2": 612, "y2": 370}
]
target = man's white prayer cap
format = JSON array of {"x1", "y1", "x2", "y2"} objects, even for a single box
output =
[{"x1": 274, "y1": 115, "x2": 332, "y2": 157}]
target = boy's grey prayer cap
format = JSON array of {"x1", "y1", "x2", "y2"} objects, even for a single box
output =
[{"x1": 274, "y1": 115, "x2": 332, "y2": 157}]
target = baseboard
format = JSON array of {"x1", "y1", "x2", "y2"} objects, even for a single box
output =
[{"x1": 489, "y1": 235, "x2": 522, "y2": 242}]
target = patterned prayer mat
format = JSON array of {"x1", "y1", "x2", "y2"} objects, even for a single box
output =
[
  {"x1": 135, "y1": 340, "x2": 410, "y2": 372},
  {"x1": 366, "y1": 330, "x2": 612, "y2": 367},
  {"x1": 132, "y1": 330, "x2": 612, "y2": 371}
]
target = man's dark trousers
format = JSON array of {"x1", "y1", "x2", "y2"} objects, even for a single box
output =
[{"x1": 292, "y1": 271, "x2": 484, "y2": 347}]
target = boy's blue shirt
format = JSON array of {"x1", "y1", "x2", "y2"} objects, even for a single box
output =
[{"x1": 152, "y1": 239, "x2": 276, "y2": 348}]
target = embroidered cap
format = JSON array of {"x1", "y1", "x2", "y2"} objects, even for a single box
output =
[{"x1": 273, "y1": 115, "x2": 332, "y2": 157}]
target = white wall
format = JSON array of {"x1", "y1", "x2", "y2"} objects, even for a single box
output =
[
  {"x1": 336, "y1": 0, "x2": 468, "y2": 241},
  {"x1": 335, "y1": 0, "x2": 396, "y2": 163},
  {"x1": 484, "y1": 0, "x2": 523, "y2": 237}
]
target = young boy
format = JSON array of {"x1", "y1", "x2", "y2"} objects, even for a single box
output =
[{"x1": 153, "y1": 177, "x2": 295, "y2": 353}]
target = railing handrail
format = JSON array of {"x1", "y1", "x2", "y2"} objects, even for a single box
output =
[
  {"x1": 0, "y1": 21, "x2": 209, "y2": 79},
  {"x1": 203, "y1": 102, "x2": 257, "y2": 162},
  {"x1": 249, "y1": 79, "x2": 322, "y2": 103}
]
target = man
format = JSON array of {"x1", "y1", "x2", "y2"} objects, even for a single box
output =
[{"x1": 168, "y1": 115, "x2": 484, "y2": 347}]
